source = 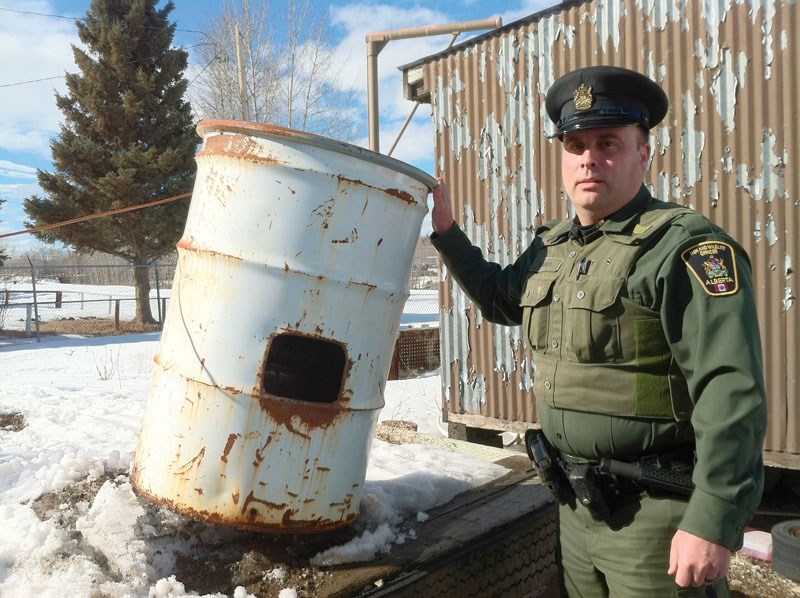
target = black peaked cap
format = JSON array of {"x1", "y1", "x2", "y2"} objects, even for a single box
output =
[{"x1": 545, "y1": 66, "x2": 668, "y2": 139}]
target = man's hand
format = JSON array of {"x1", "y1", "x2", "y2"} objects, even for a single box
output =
[
  {"x1": 668, "y1": 529, "x2": 732, "y2": 587},
  {"x1": 431, "y1": 177, "x2": 455, "y2": 235}
]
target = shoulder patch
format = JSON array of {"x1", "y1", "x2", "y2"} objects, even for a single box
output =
[{"x1": 681, "y1": 241, "x2": 739, "y2": 296}]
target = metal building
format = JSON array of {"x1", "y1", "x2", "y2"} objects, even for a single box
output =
[{"x1": 400, "y1": 0, "x2": 799, "y2": 468}]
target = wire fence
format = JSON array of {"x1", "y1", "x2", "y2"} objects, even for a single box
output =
[
  {"x1": 0, "y1": 263, "x2": 174, "y2": 337},
  {"x1": 0, "y1": 257, "x2": 440, "y2": 378}
]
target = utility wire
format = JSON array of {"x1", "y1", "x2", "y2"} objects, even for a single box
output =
[
  {"x1": 0, "y1": 192, "x2": 192, "y2": 240},
  {"x1": 0, "y1": 7, "x2": 80, "y2": 20},
  {"x1": 0, "y1": 43, "x2": 216, "y2": 89},
  {"x1": 0, "y1": 7, "x2": 216, "y2": 89},
  {"x1": 0, "y1": 6, "x2": 210, "y2": 37}
]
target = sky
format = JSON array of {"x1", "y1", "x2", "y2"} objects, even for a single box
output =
[
  {"x1": 0, "y1": 328, "x2": 512, "y2": 596},
  {"x1": 0, "y1": 0, "x2": 556, "y2": 255}
]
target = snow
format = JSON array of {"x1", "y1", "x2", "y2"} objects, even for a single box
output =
[
  {"x1": 0, "y1": 279, "x2": 439, "y2": 333},
  {"x1": 0, "y1": 332, "x2": 509, "y2": 597}
]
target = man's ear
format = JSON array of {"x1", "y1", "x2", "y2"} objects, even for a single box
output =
[{"x1": 641, "y1": 142, "x2": 652, "y2": 168}]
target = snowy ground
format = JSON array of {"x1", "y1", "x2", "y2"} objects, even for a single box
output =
[
  {"x1": 0, "y1": 278, "x2": 439, "y2": 334},
  {"x1": 0, "y1": 333, "x2": 509, "y2": 597}
]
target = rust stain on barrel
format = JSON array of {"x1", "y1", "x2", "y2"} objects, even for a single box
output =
[
  {"x1": 255, "y1": 396, "x2": 341, "y2": 437},
  {"x1": 221, "y1": 433, "x2": 239, "y2": 463},
  {"x1": 197, "y1": 133, "x2": 286, "y2": 166},
  {"x1": 336, "y1": 174, "x2": 416, "y2": 204},
  {"x1": 174, "y1": 447, "x2": 205, "y2": 474},
  {"x1": 242, "y1": 490, "x2": 287, "y2": 515},
  {"x1": 384, "y1": 188, "x2": 415, "y2": 203}
]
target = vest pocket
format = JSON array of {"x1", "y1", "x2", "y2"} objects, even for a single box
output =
[
  {"x1": 564, "y1": 276, "x2": 624, "y2": 362},
  {"x1": 521, "y1": 273, "x2": 557, "y2": 353}
]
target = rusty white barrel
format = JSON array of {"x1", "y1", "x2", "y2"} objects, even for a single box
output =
[{"x1": 131, "y1": 120, "x2": 434, "y2": 532}]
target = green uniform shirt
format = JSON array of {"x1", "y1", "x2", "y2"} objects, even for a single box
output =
[{"x1": 432, "y1": 186, "x2": 767, "y2": 550}]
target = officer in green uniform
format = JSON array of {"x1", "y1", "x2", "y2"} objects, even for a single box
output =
[{"x1": 429, "y1": 66, "x2": 767, "y2": 597}]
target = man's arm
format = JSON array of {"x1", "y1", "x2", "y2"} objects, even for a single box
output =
[
  {"x1": 656, "y1": 223, "x2": 767, "y2": 585},
  {"x1": 431, "y1": 177, "x2": 455, "y2": 235},
  {"x1": 429, "y1": 179, "x2": 541, "y2": 326}
]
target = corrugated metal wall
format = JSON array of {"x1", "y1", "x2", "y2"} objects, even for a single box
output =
[{"x1": 414, "y1": 0, "x2": 798, "y2": 465}]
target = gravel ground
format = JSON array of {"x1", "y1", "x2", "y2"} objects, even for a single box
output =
[
  {"x1": 729, "y1": 552, "x2": 800, "y2": 597},
  {"x1": 729, "y1": 468, "x2": 800, "y2": 597}
]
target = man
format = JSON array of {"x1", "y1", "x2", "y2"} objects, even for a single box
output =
[{"x1": 430, "y1": 66, "x2": 767, "y2": 597}]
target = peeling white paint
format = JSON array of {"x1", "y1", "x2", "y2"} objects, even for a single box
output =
[
  {"x1": 450, "y1": 113, "x2": 473, "y2": 159},
  {"x1": 563, "y1": 22, "x2": 576, "y2": 47},
  {"x1": 765, "y1": 213, "x2": 778, "y2": 246},
  {"x1": 733, "y1": 130, "x2": 786, "y2": 202},
  {"x1": 711, "y1": 48, "x2": 739, "y2": 133},
  {"x1": 681, "y1": 91, "x2": 705, "y2": 189},
  {"x1": 433, "y1": 75, "x2": 452, "y2": 134},
  {"x1": 698, "y1": 0, "x2": 730, "y2": 69},
  {"x1": 450, "y1": 69, "x2": 466, "y2": 93},
  {"x1": 529, "y1": 16, "x2": 563, "y2": 139},
  {"x1": 736, "y1": 51, "x2": 749, "y2": 87},
  {"x1": 496, "y1": 34, "x2": 520, "y2": 92},
  {"x1": 748, "y1": 0, "x2": 777, "y2": 76},
  {"x1": 465, "y1": 372, "x2": 487, "y2": 411},
  {"x1": 783, "y1": 287, "x2": 795, "y2": 311},
  {"x1": 442, "y1": 285, "x2": 473, "y2": 410},
  {"x1": 594, "y1": 0, "x2": 625, "y2": 51},
  {"x1": 760, "y1": 130, "x2": 787, "y2": 203},
  {"x1": 635, "y1": 0, "x2": 686, "y2": 31},
  {"x1": 710, "y1": 179, "x2": 720, "y2": 208},
  {"x1": 654, "y1": 125, "x2": 672, "y2": 156},
  {"x1": 786, "y1": 254, "x2": 794, "y2": 279},
  {"x1": 721, "y1": 148, "x2": 734, "y2": 173},
  {"x1": 518, "y1": 354, "x2": 534, "y2": 392}
]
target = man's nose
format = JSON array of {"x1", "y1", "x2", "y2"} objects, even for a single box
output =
[{"x1": 580, "y1": 149, "x2": 597, "y2": 167}]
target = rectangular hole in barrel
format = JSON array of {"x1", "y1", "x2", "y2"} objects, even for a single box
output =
[{"x1": 262, "y1": 334, "x2": 346, "y2": 403}]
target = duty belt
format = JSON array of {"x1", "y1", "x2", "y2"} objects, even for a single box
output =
[
  {"x1": 524, "y1": 429, "x2": 695, "y2": 522},
  {"x1": 558, "y1": 453, "x2": 646, "y2": 520}
]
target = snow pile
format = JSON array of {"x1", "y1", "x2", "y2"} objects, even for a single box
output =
[{"x1": 0, "y1": 334, "x2": 509, "y2": 596}]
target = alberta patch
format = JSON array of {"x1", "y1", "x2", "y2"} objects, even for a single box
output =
[{"x1": 681, "y1": 241, "x2": 739, "y2": 296}]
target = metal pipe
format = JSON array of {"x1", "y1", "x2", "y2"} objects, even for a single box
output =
[
  {"x1": 388, "y1": 32, "x2": 460, "y2": 157},
  {"x1": 366, "y1": 17, "x2": 502, "y2": 153}
]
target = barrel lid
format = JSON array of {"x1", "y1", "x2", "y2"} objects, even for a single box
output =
[{"x1": 196, "y1": 119, "x2": 437, "y2": 191}]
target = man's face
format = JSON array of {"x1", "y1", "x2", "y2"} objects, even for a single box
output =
[{"x1": 560, "y1": 125, "x2": 651, "y2": 225}]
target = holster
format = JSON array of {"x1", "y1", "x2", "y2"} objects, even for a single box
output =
[
  {"x1": 525, "y1": 429, "x2": 620, "y2": 520},
  {"x1": 524, "y1": 429, "x2": 575, "y2": 506},
  {"x1": 564, "y1": 462, "x2": 611, "y2": 521}
]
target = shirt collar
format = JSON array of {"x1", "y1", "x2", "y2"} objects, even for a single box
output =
[
  {"x1": 597, "y1": 185, "x2": 653, "y2": 234},
  {"x1": 542, "y1": 185, "x2": 655, "y2": 245}
]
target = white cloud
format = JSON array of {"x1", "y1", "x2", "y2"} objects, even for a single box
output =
[
  {"x1": 0, "y1": 2, "x2": 81, "y2": 160},
  {"x1": 327, "y1": 3, "x2": 495, "y2": 166},
  {"x1": 328, "y1": 4, "x2": 459, "y2": 106},
  {"x1": 0, "y1": 160, "x2": 38, "y2": 180}
]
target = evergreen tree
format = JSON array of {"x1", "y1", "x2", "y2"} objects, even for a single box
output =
[{"x1": 24, "y1": 0, "x2": 196, "y2": 324}]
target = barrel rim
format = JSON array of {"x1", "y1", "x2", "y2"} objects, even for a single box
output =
[{"x1": 196, "y1": 119, "x2": 437, "y2": 191}]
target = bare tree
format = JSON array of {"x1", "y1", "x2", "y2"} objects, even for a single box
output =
[{"x1": 190, "y1": 0, "x2": 360, "y2": 141}]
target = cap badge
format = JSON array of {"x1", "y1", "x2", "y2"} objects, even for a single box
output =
[{"x1": 573, "y1": 83, "x2": 594, "y2": 111}]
